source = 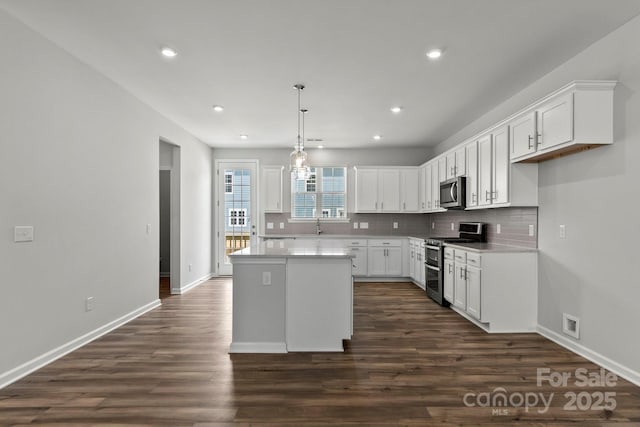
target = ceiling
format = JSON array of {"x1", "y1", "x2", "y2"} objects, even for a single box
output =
[{"x1": 2, "y1": 0, "x2": 640, "y2": 149}]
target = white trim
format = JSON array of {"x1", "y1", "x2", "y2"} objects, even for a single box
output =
[
  {"x1": 286, "y1": 345, "x2": 345, "y2": 352},
  {"x1": 230, "y1": 257, "x2": 286, "y2": 265},
  {"x1": 229, "y1": 342, "x2": 287, "y2": 353},
  {"x1": 450, "y1": 306, "x2": 537, "y2": 333},
  {"x1": 173, "y1": 273, "x2": 213, "y2": 295},
  {"x1": 0, "y1": 299, "x2": 161, "y2": 390},
  {"x1": 537, "y1": 325, "x2": 640, "y2": 388},
  {"x1": 287, "y1": 217, "x2": 351, "y2": 223}
]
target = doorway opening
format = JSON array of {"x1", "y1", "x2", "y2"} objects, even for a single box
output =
[{"x1": 159, "y1": 141, "x2": 181, "y2": 296}]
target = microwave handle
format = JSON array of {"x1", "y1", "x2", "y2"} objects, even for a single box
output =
[{"x1": 450, "y1": 181, "x2": 457, "y2": 202}]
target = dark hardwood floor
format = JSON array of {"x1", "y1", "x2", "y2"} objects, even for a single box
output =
[{"x1": 1, "y1": 279, "x2": 638, "y2": 426}]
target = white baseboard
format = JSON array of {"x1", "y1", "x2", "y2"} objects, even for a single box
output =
[
  {"x1": 0, "y1": 299, "x2": 161, "y2": 390},
  {"x1": 174, "y1": 273, "x2": 213, "y2": 295},
  {"x1": 537, "y1": 324, "x2": 640, "y2": 387},
  {"x1": 229, "y1": 342, "x2": 287, "y2": 353}
]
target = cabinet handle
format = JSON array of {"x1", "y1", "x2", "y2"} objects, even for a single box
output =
[
  {"x1": 428, "y1": 201, "x2": 431, "y2": 209},
  {"x1": 449, "y1": 264, "x2": 453, "y2": 274},
  {"x1": 528, "y1": 135, "x2": 534, "y2": 149},
  {"x1": 493, "y1": 190, "x2": 498, "y2": 199},
  {"x1": 375, "y1": 201, "x2": 378, "y2": 209},
  {"x1": 472, "y1": 193, "x2": 477, "y2": 203},
  {"x1": 381, "y1": 202, "x2": 384, "y2": 210},
  {"x1": 403, "y1": 202, "x2": 406, "y2": 210},
  {"x1": 276, "y1": 201, "x2": 279, "y2": 209},
  {"x1": 485, "y1": 190, "x2": 492, "y2": 201},
  {"x1": 422, "y1": 202, "x2": 425, "y2": 209},
  {"x1": 537, "y1": 133, "x2": 542, "y2": 145},
  {"x1": 459, "y1": 267, "x2": 463, "y2": 279}
]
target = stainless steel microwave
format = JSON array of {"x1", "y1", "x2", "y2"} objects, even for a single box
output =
[{"x1": 439, "y1": 176, "x2": 466, "y2": 209}]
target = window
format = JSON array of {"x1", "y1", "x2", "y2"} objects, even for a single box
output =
[
  {"x1": 292, "y1": 167, "x2": 346, "y2": 219},
  {"x1": 228, "y1": 208, "x2": 247, "y2": 226},
  {"x1": 224, "y1": 171, "x2": 233, "y2": 194}
]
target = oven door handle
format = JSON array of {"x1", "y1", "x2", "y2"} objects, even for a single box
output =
[
  {"x1": 426, "y1": 264, "x2": 440, "y2": 272},
  {"x1": 425, "y1": 245, "x2": 441, "y2": 251}
]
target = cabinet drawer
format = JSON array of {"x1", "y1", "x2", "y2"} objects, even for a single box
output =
[
  {"x1": 466, "y1": 252, "x2": 481, "y2": 267},
  {"x1": 454, "y1": 249, "x2": 467, "y2": 263},
  {"x1": 444, "y1": 247, "x2": 454, "y2": 259},
  {"x1": 346, "y1": 240, "x2": 367, "y2": 247},
  {"x1": 368, "y1": 239, "x2": 402, "y2": 247}
]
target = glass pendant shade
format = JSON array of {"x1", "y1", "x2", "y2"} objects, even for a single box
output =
[{"x1": 290, "y1": 147, "x2": 310, "y2": 180}]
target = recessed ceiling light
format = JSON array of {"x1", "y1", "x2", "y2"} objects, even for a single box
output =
[
  {"x1": 160, "y1": 47, "x2": 177, "y2": 58},
  {"x1": 240, "y1": 134, "x2": 248, "y2": 140},
  {"x1": 373, "y1": 135, "x2": 382, "y2": 141},
  {"x1": 426, "y1": 49, "x2": 442, "y2": 59},
  {"x1": 317, "y1": 145, "x2": 324, "y2": 149},
  {"x1": 212, "y1": 105, "x2": 224, "y2": 112},
  {"x1": 390, "y1": 106, "x2": 402, "y2": 114}
]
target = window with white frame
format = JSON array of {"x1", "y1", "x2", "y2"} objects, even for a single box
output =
[
  {"x1": 291, "y1": 167, "x2": 346, "y2": 219},
  {"x1": 224, "y1": 171, "x2": 233, "y2": 194},
  {"x1": 228, "y1": 208, "x2": 247, "y2": 226}
]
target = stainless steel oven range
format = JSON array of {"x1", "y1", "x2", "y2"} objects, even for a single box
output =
[{"x1": 425, "y1": 222, "x2": 486, "y2": 306}]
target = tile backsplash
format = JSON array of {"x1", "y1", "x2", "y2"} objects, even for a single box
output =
[
  {"x1": 264, "y1": 207, "x2": 538, "y2": 248},
  {"x1": 426, "y1": 207, "x2": 538, "y2": 248}
]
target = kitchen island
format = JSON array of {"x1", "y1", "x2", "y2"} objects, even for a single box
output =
[{"x1": 229, "y1": 240, "x2": 354, "y2": 353}]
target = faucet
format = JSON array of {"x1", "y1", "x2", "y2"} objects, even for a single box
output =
[{"x1": 316, "y1": 218, "x2": 323, "y2": 235}]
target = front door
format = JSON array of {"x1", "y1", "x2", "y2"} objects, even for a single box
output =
[{"x1": 216, "y1": 161, "x2": 257, "y2": 275}]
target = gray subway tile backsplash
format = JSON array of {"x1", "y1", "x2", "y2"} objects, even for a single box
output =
[{"x1": 264, "y1": 207, "x2": 538, "y2": 248}]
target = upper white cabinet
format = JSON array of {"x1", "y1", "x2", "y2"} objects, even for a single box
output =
[
  {"x1": 262, "y1": 166, "x2": 284, "y2": 213},
  {"x1": 354, "y1": 167, "x2": 418, "y2": 213},
  {"x1": 510, "y1": 81, "x2": 615, "y2": 163},
  {"x1": 465, "y1": 140, "x2": 479, "y2": 208},
  {"x1": 445, "y1": 146, "x2": 466, "y2": 180},
  {"x1": 400, "y1": 168, "x2": 419, "y2": 212}
]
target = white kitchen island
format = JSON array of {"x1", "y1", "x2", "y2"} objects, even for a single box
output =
[{"x1": 229, "y1": 240, "x2": 354, "y2": 353}]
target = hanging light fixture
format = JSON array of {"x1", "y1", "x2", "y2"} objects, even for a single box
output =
[{"x1": 290, "y1": 84, "x2": 311, "y2": 180}]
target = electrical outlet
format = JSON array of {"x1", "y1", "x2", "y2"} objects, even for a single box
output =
[
  {"x1": 360, "y1": 222, "x2": 369, "y2": 229},
  {"x1": 262, "y1": 271, "x2": 271, "y2": 286},
  {"x1": 529, "y1": 225, "x2": 535, "y2": 237},
  {"x1": 279, "y1": 222, "x2": 285, "y2": 229},
  {"x1": 451, "y1": 223, "x2": 455, "y2": 231},
  {"x1": 188, "y1": 264, "x2": 192, "y2": 272},
  {"x1": 85, "y1": 297, "x2": 94, "y2": 312},
  {"x1": 496, "y1": 224, "x2": 501, "y2": 234},
  {"x1": 353, "y1": 222, "x2": 358, "y2": 229},
  {"x1": 267, "y1": 222, "x2": 274, "y2": 229},
  {"x1": 146, "y1": 224, "x2": 152, "y2": 235},
  {"x1": 432, "y1": 222, "x2": 435, "y2": 230},
  {"x1": 14, "y1": 226, "x2": 34, "y2": 242},
  {"x1": 559, "y1": 225, "x2": 566, "y2": 239},
  {"x1": 393, "y1": 222, "x2": 398, "y2": 229}
]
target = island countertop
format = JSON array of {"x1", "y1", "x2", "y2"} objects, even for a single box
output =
[{"x1": 230, "y1": 240, "x2": 354, "y2": 259}]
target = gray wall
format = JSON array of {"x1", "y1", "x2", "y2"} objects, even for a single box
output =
[
  {"x1": 433, "y1": 15, "x2": 640, "y2": 375},
  {"x1": 0, "y1": 9, "x2": 212, "y2": 382}
]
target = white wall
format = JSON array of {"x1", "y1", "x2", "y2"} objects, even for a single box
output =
[
  {"x1": 0, "y1": 9, "x2": 212, "y2": 384},
  {"x1": 433, "y1": 15, "x2": 640, "y2": 379}
]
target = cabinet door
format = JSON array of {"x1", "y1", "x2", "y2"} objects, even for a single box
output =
[
  {"x1": 455, "y1": 146, "x2": 466, "y2": 177},
  {"x1": 477, "y1": 134, "x2": 493, "y2": 207},
  {"x1": 465, "y1": 141, "x2": 478, "y2": 208},
  {"x1": 438, "y1": 157, "x2": 447, "y2": 184},
  {"x1": 453, "y1": 264, "x2": 467, "y2": 310},
  {"x1": 466, "y1": 265, "x2": 481, "y2": 320},
  {"x1": 431, "y1": 161, "x2": 442, "y2": 210},
  {"x1": 443, "y1": 259, "x2": 455, "y2": 303},
  {"x1": 367, "y1": 247, "x2": 387, "y2": 276},
  {"x1": 425, "y1": 163, "x2": 433, "y2": 211},
  {"x1": 350, "y1": 247, "x2": 368, "y2": 276},
  {"x1": 492, "y1": 126, "x2": 510, "y2": 205},
  {"x1": 445, "y1": 152, "x2": 456, "y2": 180},
  {"x1": 418, "y1": 166, "x2": 427, "y2": 212},
  {"x1": 400, "y1": 168, "x2": 419, "y2": 212},
  {"x1": 408, "y1": 242, "x2": 416, "y2": 279},
  {"x1": 262, "y1": 166, "x2": 283, "y2": 212},
  {"x1": 510, "y1": 111, "x2": 536, "y2": 160},
  {"x1": 355, "y1": 168, "x2": 379, "y2": 212},
  {"x1": 537, "y1": 92, "x2": 573, "y2": 151},
  {"x1": 416, "y1": 247, "x2": 425, "y2": 286},
  {"x1": 385, "y1": 247, "x2": 403, "y2": 276},
  {"x1": 379, "y1": 169, "x2": 400, "y2": 212}
]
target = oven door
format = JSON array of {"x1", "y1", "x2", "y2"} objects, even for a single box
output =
[
  {"x1": 425, "y1": 245, "x2": 441, "y2": 266},
  {"x1": 425, "y1": 264, "x2": 441, "y2": 295}
]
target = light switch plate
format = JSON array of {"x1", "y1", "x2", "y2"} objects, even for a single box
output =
[
  {"x1": 262, "y1": 271, "x2": 272, "y2": 285},
  {"x1": 496, "y1": 224, "x2": 501, "y2": 234},
  {"x1": 559, "y1": 224, "x2": 566, "y2": 239},
  {"x1": 267, "y1": 222, "x2": 274, "y2": 229},
  {"x1": 279, "y1": 222, "x2": 285, "y2": 229},
  {"x1": 451, "y1": 223, "x2": 455, "y2": 231},
  {"x1": 353, "y1": 222, "x2": 358, "y2": 229},
  {"x1": 432, "y1": 222, "x2": 435, "y2": 230},
  {"x1": 393, "y1": 222, "x2": 398, "y2": 229},
  {"x1": 14, "y1": 226, "x2": 34, "y2": 242},
  {"x1": 529, "y1": 224, "x2": 535, "y2": 236},
  {"x1": 360, "y1": 222, "x2": 369, "y2": 229}
]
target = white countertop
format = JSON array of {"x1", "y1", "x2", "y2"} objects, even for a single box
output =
[
  {"x1": 230, "y1": 240, "x2": 354, "y2": 259},
  {"x1": 444, "y1": 242, "x2": 538, "y2": 253}
]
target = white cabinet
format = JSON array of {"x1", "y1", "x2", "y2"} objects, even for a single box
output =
[
  {"x1": 400, "y1": 168, "x2": 419, "y2": 212},
  {"x1": 430, "y1": 159, "x2": 446, "y2": 212},
  {"x1": 445, "y1": 146, "x2": 466, "y2": 180},
  {"x1": 262, "y1": 166, "x2": 284, "y2": 213},
  {"x1": 408, "y1": 240, "x2": 416, "y2": 279},
  {"x1": 465, "y1": 140, "x2": 478, "y2": 208},
  {"x1": 418, "y1": 165, "x2": 429, "y2": 212},
  {"x1": 367, "y1": 239, "x2": 402, "y2": 276},
  {"x1": 408, "y1": 238, "x2": 425, "y2": 289},
  {"x1": 444, "y1": 245, "x2": 538, "y2": 332},
  {"x1": 354, "y1": 167, "x2": 401, "y2": 212},
  {"x1": 345, "y1": 239, "x2": 368, "y2": 277},
  {"x1": 510, "y1": 81, "x2": 615, "y2": 163},
  {"x1": 476, "y1": 125, "x2": 536, "y2": 208}
]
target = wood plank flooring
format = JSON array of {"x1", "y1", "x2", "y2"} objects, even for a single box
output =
[{"x1": 1, "y1": 279, "x2": 639, "y2": 426}]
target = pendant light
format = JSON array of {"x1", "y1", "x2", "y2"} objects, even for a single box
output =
[{"x1": 290, "y1": 84, "x2": 311, "y2": 180}]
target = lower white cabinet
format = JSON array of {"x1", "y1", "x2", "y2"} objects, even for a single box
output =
[
  {"x1": 367, "y1": 239, "x2": 402, "y2": 276},
  {"x1": 407, "y1": 238, "x2": 425, "y2": 289},
  {"x1": 443, "y1": 245, "x2": 537, "y2": 333},
  {"x1": 345, "y1": 239, "x2": 368, "y2": 276}
]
